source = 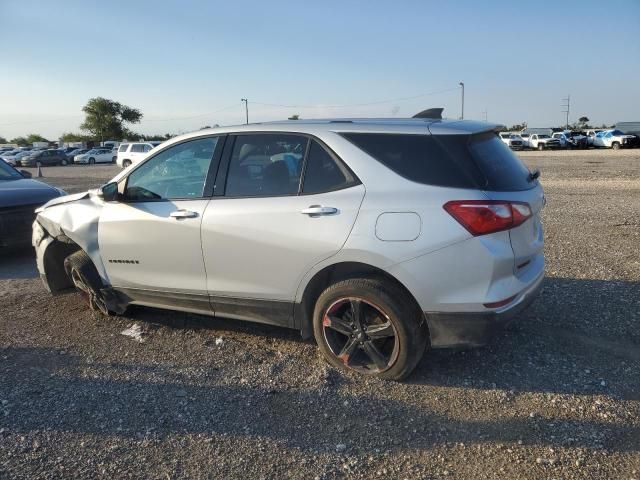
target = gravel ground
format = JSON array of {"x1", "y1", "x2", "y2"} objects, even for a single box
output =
[{"x1": 1, "y1": 151, "x2": 639, "y2": 479}]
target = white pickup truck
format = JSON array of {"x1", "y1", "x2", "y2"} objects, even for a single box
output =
[
  {"x1": 499, "y1": 133, "x2": 525, "y2": 150},
  {"x1": 592, "y1": 129, "x2": 637, "y2": 149},
  {"x1": 529, "y1": 134, "x2": 561, "y2": 150}
]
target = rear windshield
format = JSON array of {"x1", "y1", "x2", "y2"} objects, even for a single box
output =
[{"x1": 341, "y1": 132, "x2": 535, "y2": 192}]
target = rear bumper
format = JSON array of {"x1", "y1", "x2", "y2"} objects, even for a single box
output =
[{"x1": 425, "y1": 272, "x2": 544, "y2": 348}]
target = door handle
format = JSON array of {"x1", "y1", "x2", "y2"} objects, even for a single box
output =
[
  {"x1": 301, "y1": 206, "x2": 338, "y2": 216},
  {"x1": 170, "y1": 210, "x2": 199, "y2": 219}
]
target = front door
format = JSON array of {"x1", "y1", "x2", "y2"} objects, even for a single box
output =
[
  {"x1": 201, "y1": 133, "x2": 365, "y2": 325},
  {"x1": 99, "y1": 135, "x2": 223, "y2": 312}
]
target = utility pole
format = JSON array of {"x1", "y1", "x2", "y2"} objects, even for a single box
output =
[
  {"x1": 241, "y1": 98, "x2": 248, "y2": 124},
  {"x1": 561, "y1": 94, "x2": 570, "y2": 130},
  {"x1": 459, "y1": 82, "x2": 465, "y2": 119}
]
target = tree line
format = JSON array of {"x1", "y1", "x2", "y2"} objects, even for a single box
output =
[{"x1": 1, "y1": 97, "x2": 180, "y2": 146}]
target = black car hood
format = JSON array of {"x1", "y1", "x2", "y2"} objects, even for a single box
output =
[{"x1": 0, "y1": 178, "x2": 60, "y2": 208}]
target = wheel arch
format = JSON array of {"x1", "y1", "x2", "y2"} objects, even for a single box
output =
[{"x1": 294, "y1": 261, "x2": 423, "y2": 339}]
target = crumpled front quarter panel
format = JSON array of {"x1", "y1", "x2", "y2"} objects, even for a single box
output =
[{"x1": 36, "y1": 197, "x2": 108, "y2": 283}]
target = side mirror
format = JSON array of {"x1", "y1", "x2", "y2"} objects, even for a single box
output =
[
  {"x1": 20, "y1": 170, "x2": 32, "y2": 178},
  {"x1": 99, "y1": 181, "x2": 120, "y2": 202}
]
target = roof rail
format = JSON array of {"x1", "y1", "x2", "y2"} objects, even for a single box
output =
[{"x1": 412, "y1": 108, "x2": 444, "y2": 119}]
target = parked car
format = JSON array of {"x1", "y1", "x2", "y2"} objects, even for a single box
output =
[
  {"x1": 529, "y1": 134, "x2": 561, "y2": 150},
  {"x1": 551, "y1": 131, "x2": 587, "y2": 149},
  {"x1": 74, "y1": 148, "x2": 116, "y2": 165},
  {"x1": 67, "y1": 148, "x2": 89, "y2": 162},
  {"x1": 592, "y1": 129, "x2": 637, "y2": 149},
  {"x1": 19, "y1": 149, "x2": 70, "y2": 167},
  {"x1": 32, "y1": 118, "x2": 544, "y2": 380},
  {"x1": 2, "y1": 150, "x2": 35, "y2": 166},
  {"x1": 585, "y1": 129, "x2": 604, "y2": 147},
  {"x1": 499, "y1": 133, "x2": 524, "y2": 150},
  {"x1": 519, "y1": 133, "x2": 532, "y2": 149},
  {"x1": 0, "y1": 159, "x2": 66, "y2": 248},
  {"x1": 116, "y1": 142, "x2": 161, "y2": 168}
]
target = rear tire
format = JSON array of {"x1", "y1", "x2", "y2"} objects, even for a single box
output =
[
  {"x1": 112, "y1": 156, "x2": 117, "y2": 163},
  {"x1": 122, "y1": 160, "x2": 131, "y2": 168},
  {"x1": 313, "y1": 277, "x2": 428, "y2": 380},
  {"x1": 64, "y1": 250, "x2": 113, "y2": 316},
  {"x1": 60, "y1": 158, "x2": 68, "y2": 166},
  {"x1": 537, "y1": 143, "x2": 545, "y2": 151},
  {"x1": 612, "y1": 142, "x2": 620, "y2": 150},
  {"x1": 89, "y1": 157, "x2": 95, "y2": 164}
]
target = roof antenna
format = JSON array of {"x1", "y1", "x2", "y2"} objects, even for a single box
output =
[{"x1": 413, "y1": 108, "x2": 444, "y2": 119}]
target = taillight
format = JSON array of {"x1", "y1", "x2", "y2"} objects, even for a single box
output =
[{"x1": 443, "y1": 200, "x2": 532, "y2": 236}]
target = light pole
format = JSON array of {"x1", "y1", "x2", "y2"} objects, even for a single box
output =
[
  {"x1": 459, "y1": 82, "x2": 465, "y2": 120},
  {"x1": 241, "y1": 98, "x2": 248, "y2": 124}
]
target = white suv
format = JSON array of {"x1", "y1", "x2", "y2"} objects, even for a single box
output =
[
  {"x1": 33, "y1": 117, "x2": 544, "y2": 380},
  {"x1": 116, "y1": 142, "x2": 162, "y2": 168}
]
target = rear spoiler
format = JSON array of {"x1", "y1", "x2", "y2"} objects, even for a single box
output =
[{"x1": 413, "y1": 108, "x2": 444, "y2": 119}]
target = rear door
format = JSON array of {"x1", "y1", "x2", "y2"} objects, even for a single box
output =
[
  {"x1": 467, "y1": 133, "x2": 544, "y2": 276},
  {"x1": 201, "y1": 133, "x2": 364, "y2": 324}
]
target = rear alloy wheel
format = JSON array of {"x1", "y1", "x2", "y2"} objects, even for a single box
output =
[
  {"x1": 122, "y1": 160, "x2": 131, "y2": 168},
  {"x1": 89, "y1": 157, "x2": 95, "y2": 164},
  {"x1": 313, "y1": 278, "x2": 428, "y2": 380},
  {"x1": 612, "y1": 142, "x2": 620, "y2": 150}
]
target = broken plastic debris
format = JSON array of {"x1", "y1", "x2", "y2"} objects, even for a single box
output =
[
  {"x1": 120, "y1": 323, "x2": 145, "y2": 343},
  {"x1": 215, "y1": 337, "x2": 224, "y2": 346}
]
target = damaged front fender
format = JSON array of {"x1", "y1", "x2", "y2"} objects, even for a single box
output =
[{"x1": 34, "y1": 191, "x2": 110, "y2": 286}]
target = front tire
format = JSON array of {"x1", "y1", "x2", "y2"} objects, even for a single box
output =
[
  {"x1": 537, "y1": 143, "x2": 545, "y2": 151},
  {"x1": 89, "y1": 157, "x2": 95, "y2": 164},
  {"x1": 612, "y1": 142, "x2": 620, "y2": 150},
  {"x1": 313, "y1": 277, "x2": 428, "y2": 380},
  {"x1": 64, "y1": 250, "x2": 113, "y2": 316},
  {"x1": 60, "y1": 158, "x2": 68, "y2": 166}
]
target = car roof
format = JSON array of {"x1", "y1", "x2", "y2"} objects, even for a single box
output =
[{"x1": 160, "y1": 118, "x2": 502, "y2": 147}]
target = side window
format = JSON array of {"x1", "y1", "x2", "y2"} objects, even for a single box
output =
[
  {"x1": 143, "y1": 144, "x2": 152, "y2": 152},
  {"x1": 131, "y1": 144, "x2": 144, "y2": 153},
  {"x1": 125, "y1": 137, "x2": 218, "y2": 201},
  {"x1": 302, "y1": 140, "x2": 356, "y2": 194},
  {"x1": 118, "y1": 144, "x2": 128, "y2": 152},
  {"x1": 225, "y1": 134, "x2": 307, "y2": 197}
]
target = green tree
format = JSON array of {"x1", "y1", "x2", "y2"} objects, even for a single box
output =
[
  {"x1": 10, "y1": 134, "x2": 48, "y2": 146},
  {"x1": 288, "y1": 114, "x2": 300, "y2": 120},
  {"x1": 60, "y1": 132, "x2": 90, "y2": 143},
  {"x1": 10, "y1": 136, "x2": 28, "y2": 146},
  {"x1": 0, "y1": 136, "x2": 7, "y2": 144},
  {"x1": 80, "y1": 97, "x2": 143, "y2": 143},
  {"x1": 25, "y1": 134, "x2": 49, "y2": 144}
]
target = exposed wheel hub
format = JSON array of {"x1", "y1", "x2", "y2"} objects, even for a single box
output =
[{"x1": 322, "y1": 297, "x2": 398, "y2": 374}]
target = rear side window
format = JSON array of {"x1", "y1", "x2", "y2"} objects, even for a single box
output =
[
  {"x1": 342, "y1": 132, "x2": 535, "y2": 192},
  {"x1": 118, "y1": 144, "x2": 129, "y2": 152},
  {"x1": 302, "y1": 140, "x2": 357, "y2": 194},
  {"x1": 466, "y1": 133, "x2": 533, "y2": 191},
  {"x1": 341, "y1": 133, "x2": 483, "y2": 189},
  {"x1": 131, "y1": 144, "x2": 145, "y2": 153},
  {"x1": 225, "y1": 134, "x2": 307, "y2": 197}
]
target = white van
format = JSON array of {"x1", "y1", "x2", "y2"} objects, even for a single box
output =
[{"x1": 116, "y1": 142, "x2": 162, "y2": 168}]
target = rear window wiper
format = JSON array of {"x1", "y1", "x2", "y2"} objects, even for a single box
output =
[{"x1": 528, "y1": 169, "x2": 540, "y2": 182}]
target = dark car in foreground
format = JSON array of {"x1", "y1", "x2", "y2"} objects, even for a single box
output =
[{"x1": 0, "y1": 160, "x2": 66, "y2": 248}]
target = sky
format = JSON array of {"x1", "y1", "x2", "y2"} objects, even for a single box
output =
[{"x1": 1, "y1": 0, "x2": 639, "y2": 140}]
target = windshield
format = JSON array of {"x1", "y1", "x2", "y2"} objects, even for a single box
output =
[
  {"x1": 0, "y1": 160, "x2": 23, "y2": 180},
  {"x1": 611, "y1": 130, "x2": 624, "y2": 136},
  {"x1": 539, "y1": 134, "x2": 550, "y2": 139}
]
